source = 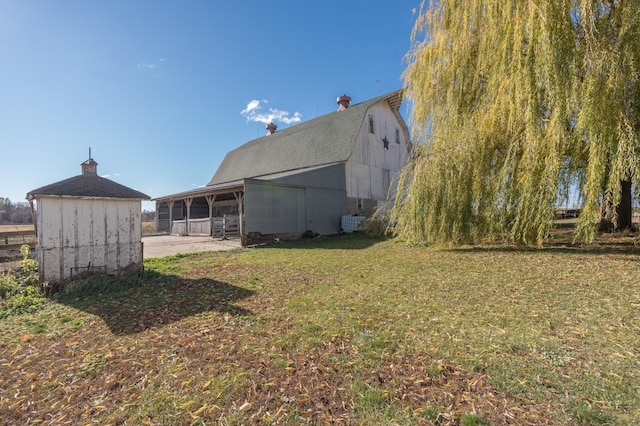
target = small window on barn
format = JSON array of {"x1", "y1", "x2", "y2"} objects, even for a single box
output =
[
  {"x1": 395, "y1": 128, "x2": 400, "y2": 144},
  {"x1": 357, "y1": 198, "x2": 364, "y2": 212},
  {"x1": 368, "y1": 115, "x2": 375, "y2": 134},
  {"x1": 383, "y1": 169, "x2": 391, "y2": 193}
]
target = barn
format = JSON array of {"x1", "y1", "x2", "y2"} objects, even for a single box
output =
[
  {"x1": 153, "y1": 90, "x2": 411, "y2": 245},
  {"x1": 26, "y1": 155, "x2": 150, "y2": 284}
]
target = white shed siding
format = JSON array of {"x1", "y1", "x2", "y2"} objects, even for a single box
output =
[
  {"x1": 36, "y1": 196, "x2": 143, "y2": 283},
  {"x1": 345, "y1": 102, "x2": 409, "y2": 200}
]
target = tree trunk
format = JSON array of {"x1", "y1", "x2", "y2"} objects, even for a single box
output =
[{"x1": 616, "y1": 179, "x2": 633, "y2": 230}]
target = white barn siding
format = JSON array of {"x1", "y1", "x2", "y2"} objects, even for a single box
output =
[
  {"x1": 36, "y1": 197, "x2": 143, "y2": 283},
  {"x1": 345, "y1": 101, "x2": 409, "y2": 200}
]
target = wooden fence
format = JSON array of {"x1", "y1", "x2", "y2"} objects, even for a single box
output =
[
  {"x1": 213, "y1": 215, "x2": 239, "y2": 238},
  {"x1": 0, "y1": 226, "x2": 36, "y2": 251},
  {"x1": 171, "y1": 218, "x2": 211, "y2": 236},
  {"x1": 171, "y1": 215, "x2": 239, "y2": 238}
]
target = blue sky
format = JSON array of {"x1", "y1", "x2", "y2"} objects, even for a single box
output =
[{"x1": 0, "y1": 1, "x2": 418, "y2": 211}]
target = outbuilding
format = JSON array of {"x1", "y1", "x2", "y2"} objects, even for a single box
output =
[{"x1": 26, "y1": 154, "x2": 150, "y2": 284}]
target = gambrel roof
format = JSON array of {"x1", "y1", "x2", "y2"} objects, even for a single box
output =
[{"x1": 208, "y1": 90, "x2": 404, "y2": 186}]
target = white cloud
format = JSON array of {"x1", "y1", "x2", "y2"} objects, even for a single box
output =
[
  {"x1": 136, "y1": 59, "x2": 165, "y2": 73},
  {"x1": 277, "y1": 110, "x2": 302, "y2": 124},
  {"x1": 240, "y1": 99, "x2": 302, "y2": 126},
  {"x1": 241, "y1": 99, "x2": 262, "y2": 115}
]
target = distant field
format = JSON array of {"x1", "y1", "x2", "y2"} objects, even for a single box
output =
[
  {"x1": 0, "y1": 222, "x2": 156, "y2": 262},
  {"x1": 141, "y1": 220, "x2": 156, "y2": 236},
  {"x1": 1, "y1": 223, "x2": 157, "y2": 236},
  {"x1": 0, "y1": 224, "x2": 36, "y2": 255},
  {"x1": 0, "y1": 224, "x2": 34, "y2": 232}
]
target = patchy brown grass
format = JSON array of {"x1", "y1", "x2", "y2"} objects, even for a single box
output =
[
  {"x1": 0, "y1": 315, "x2": 547, "y2": 425},
  {"x1": 1, "y1": 231, "x2": 639, "y2": 424}
]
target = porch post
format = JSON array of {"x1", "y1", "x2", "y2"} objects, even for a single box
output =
[
  {"x1": 205, "y1": 194, "x2": 217, "y2": 237},
  {"x1": 154, "y1": 201, "x2": 159, "y2": 233},
  {"x1": 169, "y1": 200, "x2": 175, "y2": 234},
  {"x1": 28, "y1": 199, "x2": 38, "y2": 236},
  {"x1": 184, "y1": 198, "x2": 193, "y2": 236},
  {"x1": 233, "y1": 191, "x2": 245, "y2": 246}
]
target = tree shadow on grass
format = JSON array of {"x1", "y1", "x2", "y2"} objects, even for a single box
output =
[
  {"x1": 439, "y1": 226, "x2": 640, "y2": 255},
  {"x1": 55, "y1": 270, "x2": 254, "y2": 335},
  {"x1": 254, "y1": 233, "x2": 387, "y2": 250},
  {"x1": 446, "y1": 241, "x2": 640, "y2": 256}
]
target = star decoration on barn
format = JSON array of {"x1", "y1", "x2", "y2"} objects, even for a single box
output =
[{"x1": 382, "y1": 136, "x2": 390, "y2": 150}]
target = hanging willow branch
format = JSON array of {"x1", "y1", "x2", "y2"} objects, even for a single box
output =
[{"x1": 392, "y1": 0, "x2": 640, "y2": 245}]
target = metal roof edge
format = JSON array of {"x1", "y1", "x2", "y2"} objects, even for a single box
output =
[{"x1": 152, "y1": 180, "x2": 245, "y2": 202}]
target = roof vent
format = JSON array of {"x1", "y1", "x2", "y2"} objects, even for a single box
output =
[
  {"x1": 266, "y1": 122, "x2": 278, "y2": 135},
  {"x1": 337, "y1": 94, "x2": 351, "y2": 111},
  {"x1": 81, "y1": 148, "x2": 98, "y2": 175}
]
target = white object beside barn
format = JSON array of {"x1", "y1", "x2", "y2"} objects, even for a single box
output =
[
  {"x1": 341, "y1": 215, "x2": 366, "y2": 233},
  {"x1": 26, "y1": 155, "x2": 150, "y2": 284}
]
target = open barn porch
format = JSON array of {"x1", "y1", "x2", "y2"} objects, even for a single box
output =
[{"x1": 153, "y1": 182, "x2": 245, "y2": 244}]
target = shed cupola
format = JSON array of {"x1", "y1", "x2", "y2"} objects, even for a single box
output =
[{"x1": 81, "y1": 148, "x2": 98, "y2": 175}]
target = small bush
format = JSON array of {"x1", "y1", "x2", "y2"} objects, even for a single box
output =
[
  {"x1": 0, "y1": 245, "x2": 46, "y2": 318},
  {"x1": 19, "y1": 244, "x2": 39, "y2": 285},
  {"x1": 302, "y1": 230, "x2": 319, "y2": 239},
  {"x1": 0, "y1": 272, "x2": 46, "y2": 318}
]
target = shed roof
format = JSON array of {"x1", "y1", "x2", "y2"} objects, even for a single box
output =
[
  {"x1": 27, "y1": 173, "x2": 150, "y2": 200},
  {"x1": 208, "y1": 90, "x2": 404, "y2": 186}
]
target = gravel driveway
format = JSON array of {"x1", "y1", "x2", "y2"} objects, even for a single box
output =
[{"x1": 142, "y1": 235, "x2": 242, "y2": 258}]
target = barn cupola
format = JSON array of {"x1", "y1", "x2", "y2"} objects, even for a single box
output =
[
  {"x1": 337, "y1": 93, "x2": 351, "y2": 111},
  {"x1": 266, "y1": 122, "x2": 278, "y2": 135},
  {"x1": 81, "y1": 148, "x2": 98, "y2": 175}
]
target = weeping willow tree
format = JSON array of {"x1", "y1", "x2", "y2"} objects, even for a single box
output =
[{"x1": 392, "y1": 0, "x2": 640, "y2": 245}]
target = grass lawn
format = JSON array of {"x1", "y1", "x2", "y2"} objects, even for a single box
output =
[{"x1": 1, "y1": 233, "x2": 639, "y2": 424}]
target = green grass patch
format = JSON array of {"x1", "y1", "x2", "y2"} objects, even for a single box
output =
[{"x1": 461, "y1": 412, "x2": 490, "y2": 425}]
